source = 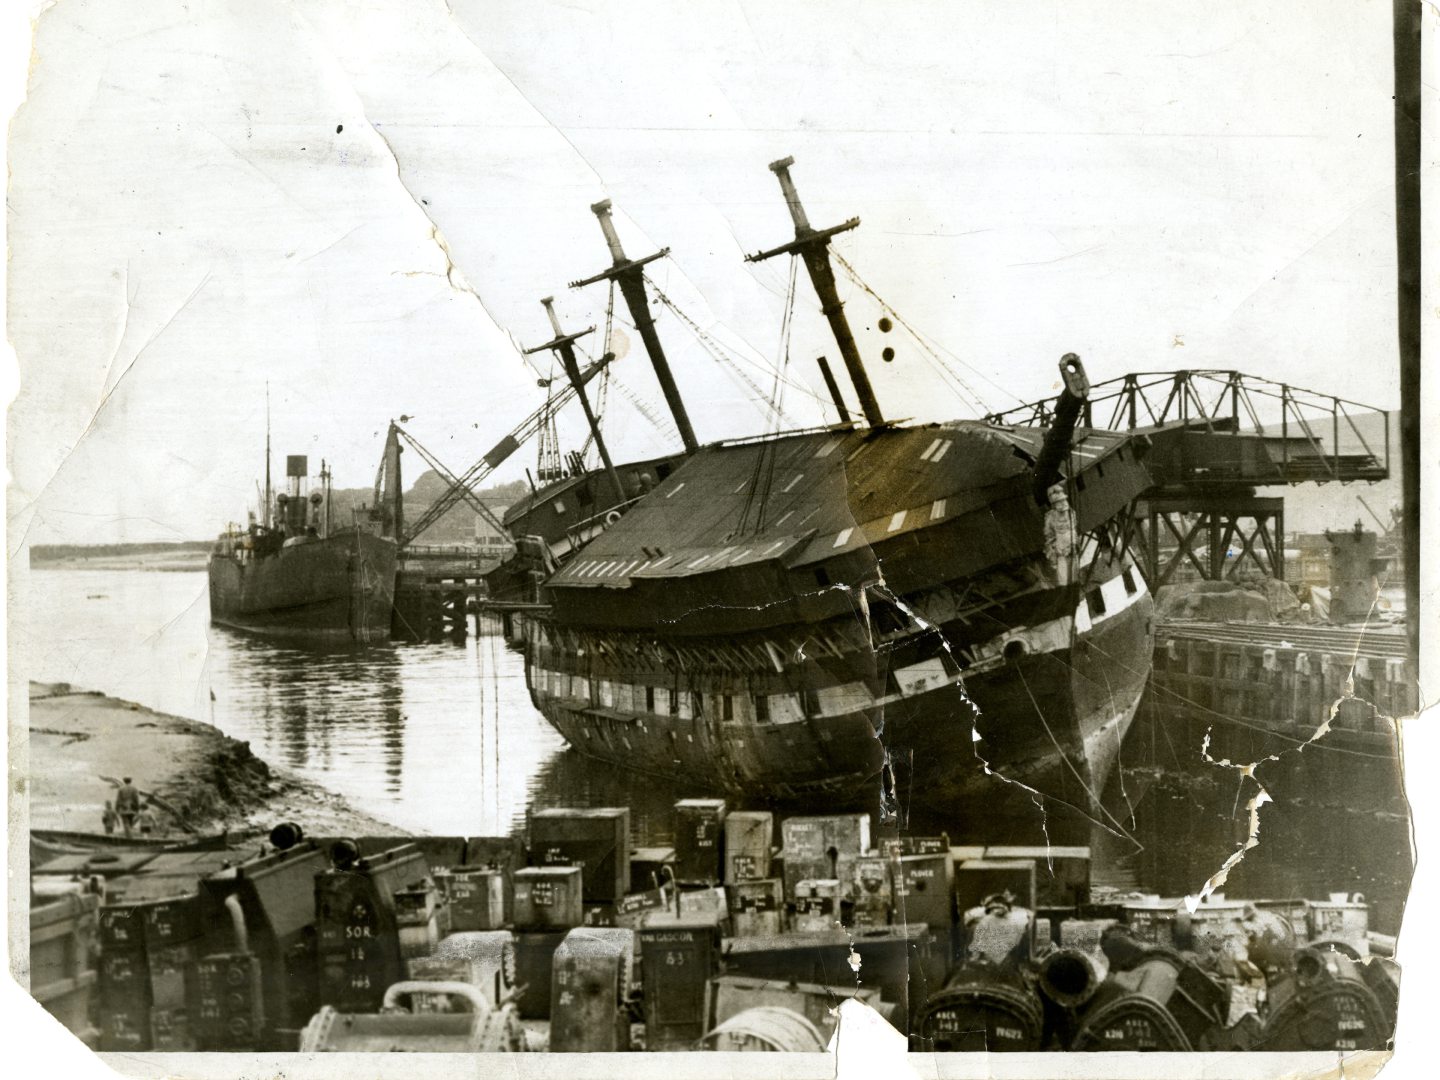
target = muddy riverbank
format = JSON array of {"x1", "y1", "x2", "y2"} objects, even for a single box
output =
[{"x1": 25, "y1": 682, "x2": 404, "y2": 838}]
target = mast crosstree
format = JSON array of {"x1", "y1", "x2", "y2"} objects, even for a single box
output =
[
  {"x1": 571, "y1": 201, "x2": 700, "y2": 454},
  {"x1": 524, "y1": 296, "x2": 626, "y2": 505},
  {"x1": 747, "y1": 156, "x2": 886, "y2": 429}
]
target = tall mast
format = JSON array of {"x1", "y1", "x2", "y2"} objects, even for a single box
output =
[
  {"x1": 263, "y1": 383, "x2": 273, "y2": 529},
  {"x1": 747, "y1": 156, "x2": 885, "y2": 428},
  {"x1": 524, "y1": 297, "x2": 626, "y2": 505},
  {"x1": 570, "y1": 200, "x2": 699, "y2": 453}
]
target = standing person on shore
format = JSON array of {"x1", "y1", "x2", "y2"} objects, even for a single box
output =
[
  {"x1": 115, "y1": 777, "x2": 141, "y2": 837},
  {"x1": 101, "y1": 801, "x2": 117, "y2": 835}
]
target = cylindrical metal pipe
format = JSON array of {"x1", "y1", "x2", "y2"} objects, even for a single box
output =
[
  {"x1": 224, "y1": 893, "x2": 249, "y2": 953},
  {"x1": 1038, "y1": 947, "x2": 1109, "y2": 1009}
]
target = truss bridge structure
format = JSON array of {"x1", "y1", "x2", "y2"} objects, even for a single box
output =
[{"x1": 986, "y1": 370, "x2": 1391, "y2": 587}]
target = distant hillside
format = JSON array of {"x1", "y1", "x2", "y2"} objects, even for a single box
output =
[
  {"x1": 319, "y1": 472, "x2": 531, "y2": 545},
  {"x1": 31, "y1": 473, "x2": 533, "y2": 559}
]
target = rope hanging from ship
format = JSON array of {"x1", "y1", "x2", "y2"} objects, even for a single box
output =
[
  {"x1": 732, "y1": 257, "x2": 799, "y2": 538},
  {"x1": 642, "y1": 274, "x2": 829, "y2": 427},
  {"x1": 568, "y1": 317, "x2": 680, "y2": 446},
  {"x1": 574, "y1": 283, "x2": 620, "y2": 465},
  {"x1": 829, "y1": 248, "x2": 1014, "y2": 415},
  {"x1": 768, "y1": 255, "x2": 800, "y2": 434}
]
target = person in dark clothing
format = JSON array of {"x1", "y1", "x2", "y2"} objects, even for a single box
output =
[
  {"x1": 101, "y1": 800, "x2": 117, "y2": 835},
  {"x1": 115, "y1": 777, "x2": 142, "y2": 837}
]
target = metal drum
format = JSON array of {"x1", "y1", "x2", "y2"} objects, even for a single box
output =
[
  {"x1": 1070, "y1": 952, "x2": 1227, "y2": 1051},
  {"x1": 1258, "y1": 948, "x2": 1391, "y2": 1051},
  {"x1": 916, "y1": 965, "x2": 1045, "y2": 1051},
  {"x1": 701, "y1": 1006, "x2": 828, "y2": 1052}
]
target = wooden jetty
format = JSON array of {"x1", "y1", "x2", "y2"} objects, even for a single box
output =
[{"x1": 391, "y1": 546, "x2": 498, "y2": 642}]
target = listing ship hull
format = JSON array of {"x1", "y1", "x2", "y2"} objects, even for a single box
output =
[
  {"x1": 524, "y1": 557, "x2": 1151, "y2": 819},
  {"x1": 207, "y1": 530, "x2": 398, "y2": 642},
  {"x1": 521, "y1": 421, "x2": 1156, "y2": 822}
]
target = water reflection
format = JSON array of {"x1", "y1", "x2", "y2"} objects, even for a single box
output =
[
  {"x1": 203, "y1": 622, "x2": 569, "y2": 836},
  {"x1": 20, "y1": 569, "x2": 569, "y2": 836},
  {"x1": 19, "y1": 568, "x2": 1413, "y2": 933}
]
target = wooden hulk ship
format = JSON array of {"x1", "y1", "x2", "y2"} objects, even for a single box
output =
[{"x1": 513, "y1": 158, "x2": 1156, "y2": 821}]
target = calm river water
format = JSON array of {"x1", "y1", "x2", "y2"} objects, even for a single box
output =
[{"x1": 16, "y1": 567, "x2": 1413, "y2": 933}]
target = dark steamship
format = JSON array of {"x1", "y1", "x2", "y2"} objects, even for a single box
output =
[{"x1": 209, "y1": 454, "x2": 398, "y2": 642}]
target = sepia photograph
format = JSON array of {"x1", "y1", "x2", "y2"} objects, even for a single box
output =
[{"x1": 4, "y1": 0, "x2": 1431, "y2": 1075}]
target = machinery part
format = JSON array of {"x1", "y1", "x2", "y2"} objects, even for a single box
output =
[
  {"x1": 701, "y1": 1006, "x2": 827, "y2": 1052},
  {"x1": 917, "y1": 965, "x2": 1045, "y2": 1052},
  {"x1": 1070, "y1": 952, "x2": 1227, "y2": 1052},
  {"x1": 549, "y1": 931, "x2": 630, "y2": 1052},
  {"x1": 223, "y1": 894, "x2": 248, "y2": 953},
  {"x1": 1258, "y1": 948, "x2": 1391, "y2": 1051},
  {"x1": 297, "y1": 980, "x2": 526, "y2": 1053},
  {"x1": 962, "y1": 895, "x2": 1034, "y2": 966},
  {"x1": 382, "y1": 980, "x2": 492, "y2": 1014},
  {"x1": 1037, "y1": 947, "x2": 1108, "y2": 1009},
  {"x1": 328, "y1": 839, "x2": 360, "y2": 871}
]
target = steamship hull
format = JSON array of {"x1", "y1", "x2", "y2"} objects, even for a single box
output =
[
  {"x1": 521, "y1": 421, "x2": 1156, "y2": 821},
  {"x1": 207, "y1": 530, "x2": 398, "y2": 642}
]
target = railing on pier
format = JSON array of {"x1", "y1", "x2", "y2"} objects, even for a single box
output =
[{"x1": 985, "y1": 370, "x2": 1389, "y2": 486}]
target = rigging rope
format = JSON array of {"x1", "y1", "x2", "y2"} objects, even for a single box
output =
[
  {"x1": 590, "y1": 285, "x2": 615, "y2": 457},
  {"x1": 643, "y1": 275, "x2": 820, "y2": 427},
  {"x1": 768, "y1": 257, "x2": 799, "y2": 435},
  {"x1": 571, "y1": 348, "x2": 680, "y2": 446},
  {"x1": 831, "y1": 249, "x2": 1020, "y2": 414}
]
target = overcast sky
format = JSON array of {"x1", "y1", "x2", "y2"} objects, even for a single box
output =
[{"x1": 7, "y1": 0, "x2": 1400, "y2": 546}]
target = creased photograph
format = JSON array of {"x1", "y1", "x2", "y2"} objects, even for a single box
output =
[{"x1": 4, "y1": 1, "x2": 1430, "y2": 1076}]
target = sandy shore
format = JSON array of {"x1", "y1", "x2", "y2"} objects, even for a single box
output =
[
  {"x1": 26, "y1": 682, "x2": 405, "y2": 838},
  {"x1": 30, "y1": 553, "x2": 210, "y2": 572}
]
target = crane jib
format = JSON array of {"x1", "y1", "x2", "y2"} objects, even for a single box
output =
[{"x1": 484, "y1": 435, "x2": 521, "y2": 470}]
